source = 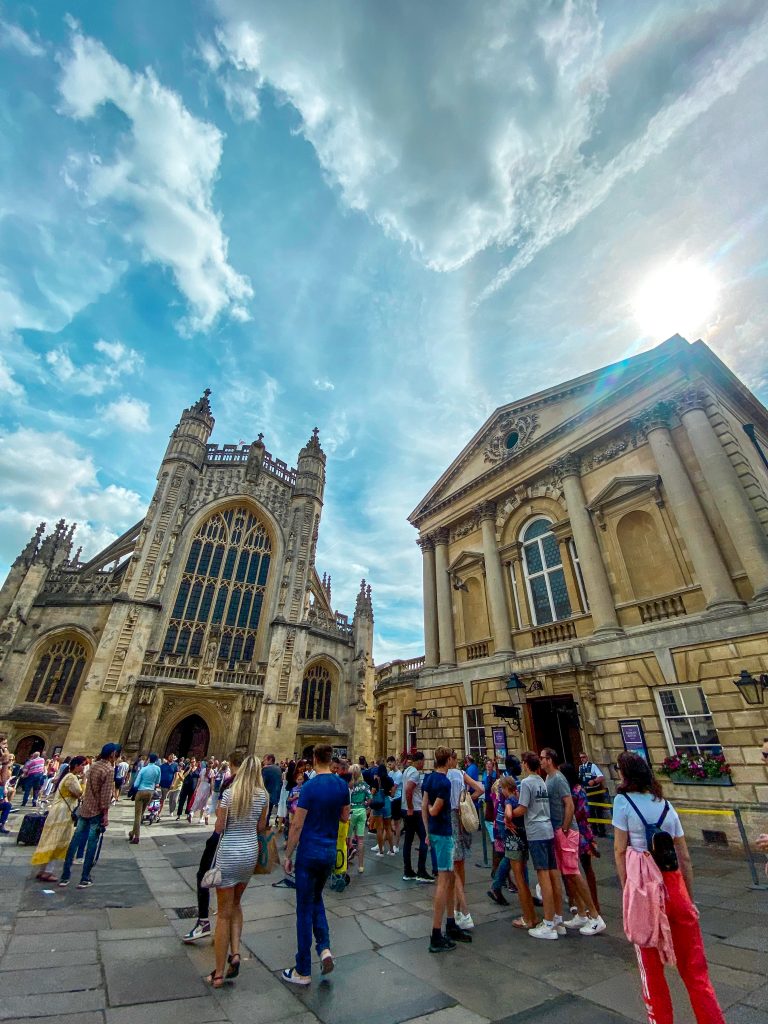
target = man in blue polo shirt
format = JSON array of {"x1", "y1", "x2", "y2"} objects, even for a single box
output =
[
  {"x1": 281, "y1": 743, "x2": 350, "y2": 986},
  {"x1": 129, "y1": 753, "x2": 161, "y2": 845},
  {"x1": 158, "y1": 755, "x2": 178, "y2": 815}
]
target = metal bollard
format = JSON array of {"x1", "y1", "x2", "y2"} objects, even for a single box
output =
[{"x1": 733, "y1": 808, "x2": 768, "y2": 891}]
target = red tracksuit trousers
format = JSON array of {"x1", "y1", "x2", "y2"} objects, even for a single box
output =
[{"x1": 635, "y1": 870, "x2": 724, "y2": 1024}]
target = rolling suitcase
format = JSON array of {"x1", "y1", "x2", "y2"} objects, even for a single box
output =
[{"x1": 16, "y1": 811, "x2": 47, "y2": 846}]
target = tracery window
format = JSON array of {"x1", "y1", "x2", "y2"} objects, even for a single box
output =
[
  {"x1": 521, "y1": 517, "x2": 572, "y2": 626},
  {"x1": 26, "y1": 635, "x2": 89, "y2": 706},
  {"x1": 299, "y1": 663, "x2": 333, "y2": 721},
  {"x1": 163, "y1": 505, "x2": 271, "y2": 669}
]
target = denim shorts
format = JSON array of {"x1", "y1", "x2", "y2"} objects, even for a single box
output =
[
  {"x1": 430, "y1": 833, "x2": 455, "y2": 872},
  {"x1": 528, "y1": 838, "x2": 557, "y2": 871}
]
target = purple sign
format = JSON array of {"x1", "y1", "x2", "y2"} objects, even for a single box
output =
[{"x1": 619, "y1": 719, "x2": 649, "y2": 763}]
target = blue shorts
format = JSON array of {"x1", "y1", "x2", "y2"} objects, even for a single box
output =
[
  {"x1": 382, "y1": 796, "x2": 392, "y2": 819},
  {"x1": 430, "y1": 833, "x2": 455, "y2": 872},
  {"x1": 528, "y1": 838, "x2": 557, "y2": 871}
]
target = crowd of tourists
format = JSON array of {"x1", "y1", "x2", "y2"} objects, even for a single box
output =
[{"x1": 3, "y1": 730, "x2": 767, "y2": 1023}]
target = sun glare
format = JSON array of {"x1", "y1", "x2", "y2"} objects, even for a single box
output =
[{"x1": 632, "y1": 259, "x2": 719, "y2": 341}]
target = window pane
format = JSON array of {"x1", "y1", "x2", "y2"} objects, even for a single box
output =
[
  {"x1": 184, "y1": 540, "x2": 201, "y2": 574},
  {"x1": 659, "y1": 690, "x2": 682, "y2": 716},
  {"x1": 524, "y1": 542, "x2": 543, "y2": 575},
  {"x1": 530, "y1": 576, "x2": 553, "y2": 624},
  {"x1": 690, "y1": 718, "x2": 721, "y2": 750},
  {"x1": 523, "y1": 519, "x2": 551, "y2": 542},
  {"x1": 541, "y1": 533, "x2": 562, "y2": 569},
  {"x1": 668, "y1": 717, "x2": 696, "y2": 749},
  {"x1": 682, "y1": 687, "x2": 710, "y2": 716},
  {"x1": 549, "y1": 569, "x2": 572, "y2": 621},
  {"x1": 198, "y1": 542, "x2": 213, "y2": 577}
]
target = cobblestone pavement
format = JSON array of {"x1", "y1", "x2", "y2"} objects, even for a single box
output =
[{"x1": 1, "y1": 802, "x2": 767, "y2": 1024}]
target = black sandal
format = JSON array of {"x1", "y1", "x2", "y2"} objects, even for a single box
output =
[
  {"x1": 207, "y1": 972, "x2": 224, "y2": 988},
  {"x1": 226, "y1": 953, "x2": 241, "y2": 979}
]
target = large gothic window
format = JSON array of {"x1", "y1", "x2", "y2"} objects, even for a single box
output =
[
  {"x1": 521, "y1": 517, "x2": 572, "y2": 626},
  {"x1": 163, "y1": 505, "x2": 271, "y2": 669},
  {"x1": 26, "y1": 635, "x2": 89, "y2": 706},
  {"x1": 299, "y1": 663, "x2": 333, "y2": 721}
]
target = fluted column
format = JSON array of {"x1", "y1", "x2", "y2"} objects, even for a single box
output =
[
  {"x1": 639, "y1": 403, "x2": 744, "y2": 611},
  {"x1": 418, "y1": 535, "x2": 440, "y2": 667},
  {"x1": 553, "y1": 454, "x2": 624, "y2": 637},
  {"x1": 676, "y1": 387, "x2": 768, "y2": 603},
  {"x1": 477, "y1": 501, "x2": 512, "y2": 653},
  {"x1": 433, "y1": 528, "x2": 456, "y2": 666}
]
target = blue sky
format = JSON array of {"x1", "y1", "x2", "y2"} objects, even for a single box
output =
[{"x1": 1, "y1": 0, "x2": 767, "y2": 661}]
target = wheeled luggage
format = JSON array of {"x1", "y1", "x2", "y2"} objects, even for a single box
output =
[{"x1": 16, "y1": 812, "x2": 47, "y2": 846}]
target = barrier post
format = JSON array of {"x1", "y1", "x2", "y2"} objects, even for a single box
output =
[
  {"x1": 733, "y1": 807, "x2": 768, "y2": 891},
  {"x1": 476, "y1": 804, "x2": 490, "y2": 868}
]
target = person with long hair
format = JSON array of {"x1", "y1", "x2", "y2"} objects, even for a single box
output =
[
  {"x1": 207, "y1": 754, "x2": 268, "y2": 988},
  {"x1": 348, "y1": 764, "x2": 371, "y2": 874},
  {"x1": 31, "y1": 756, "x2": 87, "y2": 882},
  {"x1": 560, "y1": 762, "x2": 601, "y2": 913},
  {"x1": 613, "y1": 751, "x2": 724, "y2": 1024}
]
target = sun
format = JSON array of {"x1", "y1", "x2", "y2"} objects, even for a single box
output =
[{"x1": 632, "y1": 259, "x2": 719, "y2": 340}]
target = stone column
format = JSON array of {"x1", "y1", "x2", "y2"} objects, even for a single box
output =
[
  {"x1": 476, "y1": 501, "x2": 512, "y2": 653},
  {"x1": 640, "y1": 403, "x2": 743, "y2": 611},
  {"x1": 433, "y1": 528, "x2": 456, "y2": 666},
  {"x1": 676, "y1": 387, "x2": 768, "y2": 603},
  {"x1": 418, "y1": 535, "x2": 440, "y2": 667},
  {"x1": 553, "y1": 454, "x2": 624, "y2": 637}
]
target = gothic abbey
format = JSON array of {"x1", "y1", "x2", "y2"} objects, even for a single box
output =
[{"x1": 0, "y1": 392, "x2": 376, "y2": 763}]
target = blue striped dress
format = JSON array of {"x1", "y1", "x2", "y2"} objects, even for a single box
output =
[{"x1": 217, "y1": 786, "x2": 267, "y2": 887}]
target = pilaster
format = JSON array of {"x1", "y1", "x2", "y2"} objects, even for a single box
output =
[
  {"x1": 476, "y1": 501, "x2": 512, "y2": 653},
  {"x1": 433, "y1": 527, "x2": 456, "y2": 666}
]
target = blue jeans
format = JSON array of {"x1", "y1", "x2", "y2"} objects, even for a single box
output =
[
  {"x1": 294, "y1": 852, "x2": 335, "y2": 976},
  {"x1": 21, "y1": 773, "x2": 45, "y2": 806},
  {"x1": 61, "y1": 815, "x2": 102, "y2": 882}
]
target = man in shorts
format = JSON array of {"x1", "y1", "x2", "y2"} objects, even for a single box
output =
[
  {"x1": 511, "y1": 751, "x2": 562, "y2": 940},
  {"x1": 402, "y1": 751, "x2": 436, "y2": 882},
  {"x1": 541, "y1": 748, "x2": 606, "y2": 936},
  {"x1": 386, "y1": 755, "x2": 403, "y2": 853},
  {"x1": 422, "y1": 746, "x2": 471, "y2": 953}
]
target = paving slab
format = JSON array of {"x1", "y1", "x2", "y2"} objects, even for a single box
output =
[
  {"x1": 1, "y1": 1015, "x2": 104, "y2": 1024},
  {"x1": 727, "y1": 1007, "x2": 768, "y2": 1024},
  {"x1": 380, "y1": 938, "x2": 559, "y2": 1020},
  {"x1": 494, "y1": 993, "x2": 634, "y2": 1024},
  {"x1": 725, "y1": 925, "x2": 768, "y2": 952},
  {"x1": 103, "y1": 954, "x2": 207, "y2": 1005},
  {"x1": 99, "y1": 935, "x2": 184, "y2": 961},
  {"x1": 98, "y1": 925, "x2": 174, "y2": 941},
  {"x1": 402, "y1": 1008, "x2": 490, "y2": 1024},
  {"x1": 245, "y1": 912, "x2": 374, "y2": 971},
  {"x1": 704, "y1": 941, "x2": 768, "y2": 974},
  {"x1": 5, "y1": 931, "x2": 97, "y2": 954},
  {"x1": 287, "y1": 948, "x2": 454, "y2": 1024},
  {"x1": 211, "y1": 957, "x2": 321, "y2": 1024},
  {"x1": 0, "y1": 945, "x2": 100, "y2": 971},
  {"x1": 356, "y1": 912, "x2": 409, "y2": 947},
  {"x1": 105, "y1": 904, "x2": 168, "y2": 930},
  {"x1": 0, "y1": 990, "x2": 106, "y2": 1021},
  {"x1": 8, "y1": 963, "x2": 102, "y2": 996},
  {"x1": 105, "y1": 995, "x2": 228, "y2": 1024},
  {"x1": 14, "y1": 911, "x2": 109, "y2": 934}
]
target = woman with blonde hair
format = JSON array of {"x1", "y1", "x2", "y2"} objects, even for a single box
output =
[{"x1": 207, "y1": 754, "x2": 269, "y2": 989}]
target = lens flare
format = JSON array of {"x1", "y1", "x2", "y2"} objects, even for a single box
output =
[{"x1": 632, "y1": 260, "x2": 719, "y2": 340}]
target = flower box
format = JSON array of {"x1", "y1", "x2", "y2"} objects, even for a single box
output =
[{"x1": 668, "y1": 771, "x2": 733, "y2": 787}]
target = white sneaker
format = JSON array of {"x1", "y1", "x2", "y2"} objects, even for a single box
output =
[
  {"x1": 375, "y1": 851, "x2": 384, "y2": 858},
  {"x1": 563, "y1": 914, "x2": 590, "y2": 930},
  {"x1": 391, "y1": 845, "x2": 399, "y2": 853},
  {"x1": 386, "y1": 850, "x2": 396, "y2": 856},
  {"x1": 371, "y1": 845, "x2": 380, "y2": 852},
  {"x1": 182, "y1": 919, "x2": 211, "y2": 943},
  {"x1": 455, "y1": 911, "x2": 474, "y2": 930},
  {"x1": 579, "y1": 915, "x2": 607, "y2": 936},
  {"x1": 358, "y1": 866, "x2": 365, "y2": 874},
  {"x1": 528, "y1": 921, "x2": 558, "y2": 940}
]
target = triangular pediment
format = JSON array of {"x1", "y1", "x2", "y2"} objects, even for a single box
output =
[
  {"x1": 410, "y1": 337, "x2": 690, "y2": 526},
  {"x1": 587, "y1": 475, "x2": 661, "y2": 511},
  {"x1": 448, "y1": 549, "x2": 483, "y2": 574}
]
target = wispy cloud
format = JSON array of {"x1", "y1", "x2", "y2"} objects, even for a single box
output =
[{"x1": 0, "y1": 13, "x2": 45, "y2": 57}]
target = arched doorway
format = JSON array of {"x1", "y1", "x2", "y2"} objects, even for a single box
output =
[
  {"x1": 164, "y1": 715, "x2": 210, "y2": 759},
  {"x1": 15, "y1": 735, "x2": 46, "y2": 762}
]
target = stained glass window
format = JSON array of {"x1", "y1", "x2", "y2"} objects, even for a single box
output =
[
  {"x1": 164, "y1": 505, "x2": 271, "y2": 670},
  {"x1": 521, "y1": 517, "x2": 572, "y2": 626},
  {"x1": 26, "y1": 635, "x2": 89, "y2": 706},
  {"x1": 299, "y1": 663, "x2": 333, "y2": 721}
]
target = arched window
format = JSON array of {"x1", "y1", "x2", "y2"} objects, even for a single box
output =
[
  {"x1": 164, "y1": 505, "x2": 271, "y2": 669},
  {"x1": 299, "y1": 663, "x2": 333, "y2": 721},
  {"x1": 26, "y1": 635, "x2": 89, "y2": 706},
  {"x1": 521, "y1": 518, "x2": 572, "y2": 626}
]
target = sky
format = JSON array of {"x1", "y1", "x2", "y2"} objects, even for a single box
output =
[{"x1": 1, "y1": 0, "x2": 767, "y2": 662}]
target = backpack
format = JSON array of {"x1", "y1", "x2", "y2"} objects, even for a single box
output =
[{"x1": 624, "y1": 795, "x2": 678, "y2": 872}]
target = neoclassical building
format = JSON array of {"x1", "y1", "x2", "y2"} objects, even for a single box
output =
[
  {"x1": 375, "y1": 336, "x2": 768, "y2": 841},
  {"x1": 0, "y1": 392, "x2": 375, "y2": 762}
]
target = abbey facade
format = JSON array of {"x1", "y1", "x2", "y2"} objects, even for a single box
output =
[
  {"x1": 0, "y1": 393, "x2": 375, "y2": 763},
  {"x1": 375, "y1": 337, "x2": 768, "y2": 843}
]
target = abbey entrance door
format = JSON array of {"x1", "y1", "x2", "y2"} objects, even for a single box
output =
[
  {"x1": 526, "y1": 696, "x2": 581, "y2": 766},
  {"x1": 164, "y1": 714, "x2": 210, "y2": 759}
]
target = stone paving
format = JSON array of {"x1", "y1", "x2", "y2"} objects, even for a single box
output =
[{"x1": 1, "y1": 802, "x2": 767, "y2": 1024}]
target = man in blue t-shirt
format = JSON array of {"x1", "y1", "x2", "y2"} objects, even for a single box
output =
[
  {"x1": 158, "y1": 755, "x2": 178, "y2": 815},
  {"x1": 281, "y1": 743, "x2": 350, "y2": 986},
  {"x1": 422, "y1": 746, "x2": 471, "y2": 954}
]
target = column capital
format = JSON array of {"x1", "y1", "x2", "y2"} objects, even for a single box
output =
[
  {"x1": 551, "y1": 452, "x2": 582, "y2": 482},
  {"x1": 475, "y1": 500, "x2": 498, "y2": 522},
  {"x1": 416, "y1": 534, "x2": 435, "y2": 553},
  {"x1": 636, "y1": 401, "x2": 675, "y2": 438},
  {"x1": 673, "y1": 384, "x2": 708, "y2": 417},
  {"x1": 433, "y1": 527, "x2": 450, "y2": 546}
]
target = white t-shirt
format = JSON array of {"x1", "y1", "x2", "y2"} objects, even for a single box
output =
[
  {"x1": 612, "y1": 792, "x2": 684, "y2": 851},
  {"x1": 447, "y1": 767, "x2": 465, "y2": 810},
  {"x1": 402, "y1": 765, "x2": 422, "y2": 810}
]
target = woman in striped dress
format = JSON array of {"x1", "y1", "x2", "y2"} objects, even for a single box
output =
[{"x1": 207, "y1": 754, "x2": 268, "y2": 988}]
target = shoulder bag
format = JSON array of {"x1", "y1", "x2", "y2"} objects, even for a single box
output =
[{"x1": 459, "y1": 788, "x2": 479, "y2": 832}]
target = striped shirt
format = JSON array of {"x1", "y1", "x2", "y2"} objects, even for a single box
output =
[{"x1": 22, "y1": 756, "x2": 45, "y2": 777}]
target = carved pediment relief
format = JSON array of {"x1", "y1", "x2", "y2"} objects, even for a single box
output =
[{"x1": 483, "y1": 412, "x2": 539, "y2": 464}]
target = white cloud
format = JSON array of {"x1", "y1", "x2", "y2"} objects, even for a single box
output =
[
  {"x1": 46, "y1": 338, "x2": 144, "y2": 396},
  {"x1": 212, "y1": 0, "x2": 607, "y2": 271},
  {"x1": 58, "y1": 27, "x2": 253, "y2": 333},
  {"x1": 102, "y1": 395, "x2": 151, "y2": 432},
  {"x1": 0, "y1": 355, "x2": 24, "y2": 398},
  {"x1": 0, "y1": 15, "x2": 45, "y2": 57},
  {"x1": 200, "y1": 23, "x2": 263, "y2": 122},
  {"x1": 313, "y1": 378, "x2": 335, "y2": 391},
  {"x1": 0, "y1": 426, "x2": 146, "y2": 569}
]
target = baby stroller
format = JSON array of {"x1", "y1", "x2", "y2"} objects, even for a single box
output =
[
  {"x1": 141, "y1": 788, "x2": 162, "y2": 826},
  {"x1": 328, "y1": 819, "x2": 351, "y2": 892}
]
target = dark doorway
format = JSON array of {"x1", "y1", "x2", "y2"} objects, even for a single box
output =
[
  {"x1": 527, "y1": 696, "x2": 581, "y2": 767},
  {"x1": 15, "y1": 734, "x2": 46, "y2": 763},
  {"x1": 302, "y1": 744, "x2": 315, "y2": 761},
  {"x1": 165, "y1": 715, "x2": 210, "y2": 759}
]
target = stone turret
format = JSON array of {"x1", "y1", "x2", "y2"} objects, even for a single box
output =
[
  {"x1": 294, "y1": 427, "x2": 326, "y2": 503},
  {"x1": 162, "y1": 388, "x2": 215, "y2": 471},
  {"x1": 0, "y1": 523, "x2": 46, "y2": 621}
]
